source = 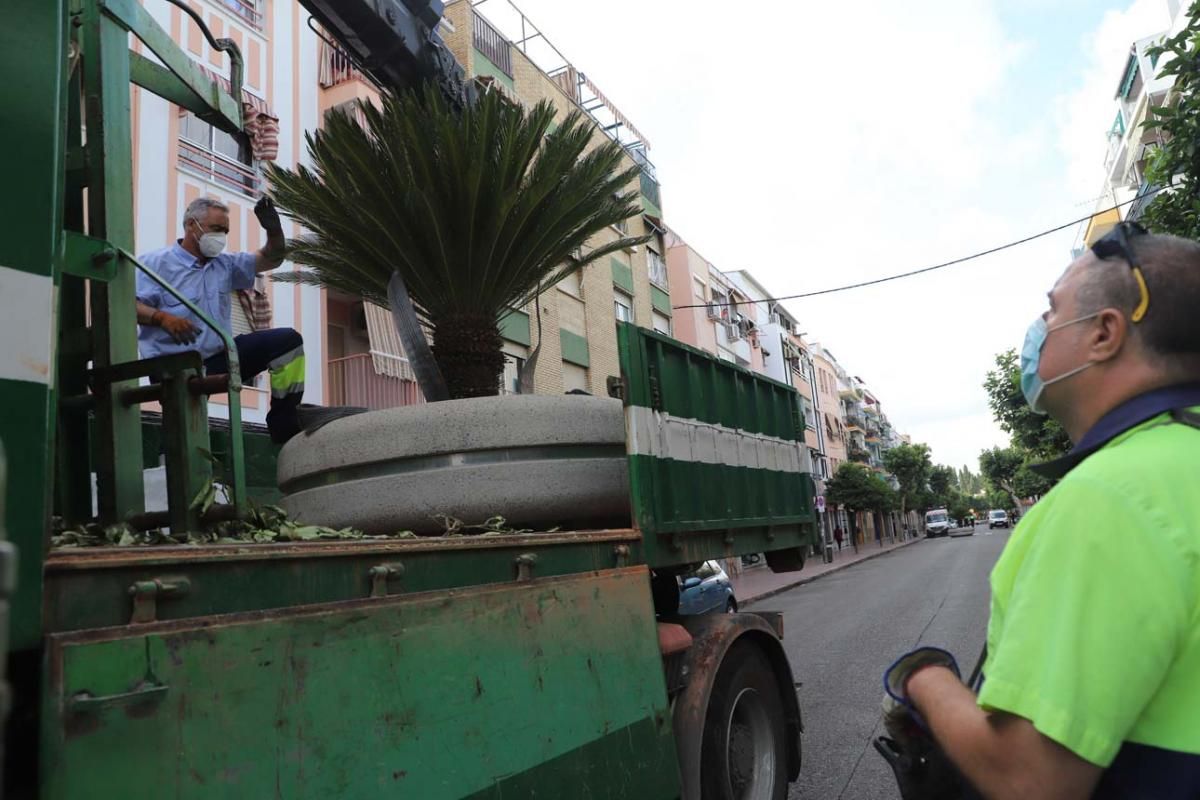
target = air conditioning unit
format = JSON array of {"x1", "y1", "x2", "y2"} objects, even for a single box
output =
[
  {"x1": 706, "y1": 303, "x2": 722, "y2": 320},
  {"x1": 725, "y1": 322, "x2": 742, "y2": 342}
]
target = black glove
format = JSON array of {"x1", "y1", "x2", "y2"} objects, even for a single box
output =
[{"x1": 254, "y1": 196, "x2": 283, "y2": 234}]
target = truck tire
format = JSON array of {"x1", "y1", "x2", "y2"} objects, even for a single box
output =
[{"x1": 700, "y1": 640, "x2": 789, "y2": 800}]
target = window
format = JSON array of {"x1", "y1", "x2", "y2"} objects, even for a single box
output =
[
  {"x1": 562, "y1": 362, "x2": 589, "y2": 393},
  {"x1": 219, "y1": 0, "x2": 264, "y2": 30},
  {"x1": 652, "y1": 311, "x2": 672, "y2": 336},
  {"x1": 692, "y1": 276, "x2": 707, "y2": 301},
  {"x1": 500, "y1": 354, "x2": 525, "y2": 394},
  {"x1": 613, "y1": 289, "x2": 633, "y2": 323},
  {"x1": 648, "y1": 247, "x2": 668, "y2": 289},
  {"x1": 801, "y1": 397, "x2": 816, "y2": 430},
  {"x1": 557, "y1": 269, "x2": 583, "y2": 298},
  {"x1": 178, "y1": 110, "x2": 258, "y2": 195}
]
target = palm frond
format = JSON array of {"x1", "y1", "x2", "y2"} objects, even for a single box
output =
[{"x1": 267, "y1": 83, "x2": 653, "y2": 339}]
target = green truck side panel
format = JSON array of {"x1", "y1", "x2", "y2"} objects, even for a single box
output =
[
  {"x1": 43, "y1": 567, "x2": 680, "y2": 799},
  {"x1": 616, "y1": 323, "x2": 817, "y2": 567},
  {"x1": 651, "y1": 286, "x2": 672, "y2": 315},
  {"x1": 611, "y1": 257, "x2": 635, "y2": 294},
  {"x1": 499, "y1": 309, "x2": 532, "y2": 346},
  {"x1": 560, "y1": 328, "x2": 590, "y2": 367},
  {"x1": 472, "y1": 47, "x2": 515, "y2": 93},
  {"x1": 0, "y1": 0, "x2": 67, "y2": 651},
  {"x1": 43, "y1": 531, "x2": 643, "y2": 633}
]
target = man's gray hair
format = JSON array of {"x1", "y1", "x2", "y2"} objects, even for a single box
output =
[
  {"x1": 183, "y1": 196, "x2": 229, "y2": 225},
  {"x1": 1081, "y1": 231, "x2": 1200, "y2": 373}
]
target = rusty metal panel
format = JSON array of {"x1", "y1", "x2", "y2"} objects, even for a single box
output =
[
  {"x1": 42, "y1": 567, "x2": 680, "y2": 798},
  {"x1": 616, "y1": 323, "x2": 818, "y2": 568}
]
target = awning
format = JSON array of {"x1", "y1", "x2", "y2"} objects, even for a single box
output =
[
  {"x1": 195, "y1": 62, "x2": 271, "y2": 116},
  {"x1": 363, "y1": 302, "x2": 416, "y2": 381},
  {"x1": 643, "y1": 214, "x2": 666, "y2": 235}
]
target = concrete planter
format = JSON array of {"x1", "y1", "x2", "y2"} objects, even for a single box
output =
[{"x1": 277, "y1": 395, "x2": 629, "y2": 534}]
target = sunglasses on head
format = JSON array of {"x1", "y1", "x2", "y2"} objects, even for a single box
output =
[{"x1": 1090, "y1": 221, "x2": 1150, "y2": 323}]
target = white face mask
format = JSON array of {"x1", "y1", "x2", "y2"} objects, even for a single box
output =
[{"x1": 190, "y1": 219, "x2": 226, "y2": 258}]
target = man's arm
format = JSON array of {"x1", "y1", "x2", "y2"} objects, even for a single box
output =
[
  {"x1": 907, "y1": 667, "x2": 1102, "y2": 800},
  {"x1": 254, "y1": 196, "x2": 286, "y2": 273},
  {"x1": 136, "y1": 300, "x2": 199, "y2": 344}
]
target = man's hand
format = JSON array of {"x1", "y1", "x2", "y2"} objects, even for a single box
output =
[
  {"x1": 254, "y1": 196, "x2": 283, "y2": 235},
  {"x1": 152, "y1": 310, "x2": 200, "y2": 344},
  {"x1": 885, "y1": 647, "x2": 961, "y2": 713},
  {"x1": 254, "y1": 196, "x2": 287, "y2": 272}
]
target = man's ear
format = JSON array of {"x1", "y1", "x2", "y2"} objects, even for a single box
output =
[{"x1": 1089, "y1": 308, "x2": 1127, "y2": 363}]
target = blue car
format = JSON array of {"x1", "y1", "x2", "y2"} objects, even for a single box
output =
[{"x1": 678, "y1": 560, "x2": 738, "y2": 615}]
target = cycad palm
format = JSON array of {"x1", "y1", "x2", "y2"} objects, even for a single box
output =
[{"x1": 267, "y1": 86, "x2": 649, "y2": 399}]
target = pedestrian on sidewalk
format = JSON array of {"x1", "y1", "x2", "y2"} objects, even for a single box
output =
[
  {"x1": 834, "y1": 526, "x2": 843, "y2": 551},
  {"x1": 879, "y1": 225, "x2": 1200, "y2": 798}
]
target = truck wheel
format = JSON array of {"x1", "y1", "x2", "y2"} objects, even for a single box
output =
[{"x1": 700, "y1": 641, "x2": 788, "y2": 800}]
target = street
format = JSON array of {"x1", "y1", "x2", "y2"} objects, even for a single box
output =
[{"x1": 754, "y1": 528, "x2": 1011, "y2": 799}]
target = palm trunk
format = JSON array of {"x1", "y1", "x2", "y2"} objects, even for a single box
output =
[
  {"x1": 432, "y1": 313, "x2": 506, "y2": 399},
  {"x1": 388, "y1": 272, "x2": 449, "y2": 403}
]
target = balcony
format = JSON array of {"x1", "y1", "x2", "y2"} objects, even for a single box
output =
[
  {"x1": 473, "y1": 12, "x2": 513, "y2": 78},
  {"x1": 844, "y1": 415, "x2": 865, "y2": 431},
  {"x1": 327, "y1": 353, "x2": 423, "y2": 410},
  {"x1": 177, "y1": 139, "x2": 260, "y2": 196},
  {"x1": 848, "y1": 448, "x2": 870, "y2": 465}
]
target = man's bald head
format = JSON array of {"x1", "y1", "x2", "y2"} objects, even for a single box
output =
[{"x1": 1077, "y1": 230, "x2": 1200, "y2": 376}]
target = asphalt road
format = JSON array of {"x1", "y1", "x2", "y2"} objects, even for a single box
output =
[{"x1": 753, "y1": 527, "x2": 1012, "y2": 800}]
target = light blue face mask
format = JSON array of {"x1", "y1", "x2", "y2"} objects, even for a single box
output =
[{"x1": 1020, "y1": 313, "x2": 1100, "y2": 414}]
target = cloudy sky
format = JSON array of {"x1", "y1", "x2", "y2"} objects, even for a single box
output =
[{"x1": 481, "y1": 0, "x2": 1174, "y2": 470}]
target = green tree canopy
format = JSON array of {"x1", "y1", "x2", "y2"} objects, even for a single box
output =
[
  {"x1": 1143, "y1": 2, "x2": 1200, "y2": 239},
  {"x1": 826, "y1": 463, "x2": 894, "y2": 513},
  {"x1": 979, "y1": 447, "x2": 1025, "y2": 509},
  {"x1": 928, "y1": 465, "x2": 956, "y2": 507},
  {"x1": 983, "y1": 350, "x2": 1071, "y2": 460},
  {"x1": 882, "y1": 443, "x2": 932, "y2": 517}
]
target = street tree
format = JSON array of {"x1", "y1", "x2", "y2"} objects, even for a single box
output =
[
  {"x1": 268, "y1": 88, "x2": 649, "y2": 400},
  {"x1": 983, "y1": 350, "x2": 1071, "y2": 460},
  {"x1": 826, "y1": 462, "x2": 893, "y2": 545},
  {"x1": 1142, "y1": 2, "x2": 1200, "y2": 239},
  {"x1": 928, "y1": 465, "x2": 956, "y2": 507},
  {"x1": 979, "y1": 447, "x2": 1025, "y2": 510},
  {"x1": 882, "y1": 443, "x2": 932, "y2": 530}
]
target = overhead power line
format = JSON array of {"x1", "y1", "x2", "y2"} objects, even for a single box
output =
[{"x1": 672, "y1": 189, "x2": 1165, "y2": 310}]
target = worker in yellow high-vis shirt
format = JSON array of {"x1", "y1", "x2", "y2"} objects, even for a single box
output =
[{"x1": 881, "y1": 223, "x2": 1200, "y2": 799}]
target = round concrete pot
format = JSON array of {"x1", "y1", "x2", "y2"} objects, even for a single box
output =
[{"x1": 277, "y1": 394, "x2": 630, "y2": 535}]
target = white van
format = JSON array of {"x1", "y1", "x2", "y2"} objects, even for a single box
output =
[
  {"x1": 988, "y1": 509, "x2": 1009, "y2": 529},
  {"x1": 925, "y1": 509, "x2": 952, "y2": 537}
]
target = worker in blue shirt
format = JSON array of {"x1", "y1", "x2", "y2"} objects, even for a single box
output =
[{"x1": 135, "y1": 196, "x2": 304, "y2": 443}]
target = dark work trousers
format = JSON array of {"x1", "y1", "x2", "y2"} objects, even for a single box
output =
[{"x1": 204, "y1": 327, "x2": 305, "y2": 443}]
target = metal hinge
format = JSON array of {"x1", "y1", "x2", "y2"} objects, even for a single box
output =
[
  {"x1": 128, "y1": 576, "x2": 190, "y2": 624},
  {"x1": 514, "y1": 553, "x2": 538, "y2": 582},
  {"x1": 368, "y1": 563, "x2": 405, "y2": 598}
]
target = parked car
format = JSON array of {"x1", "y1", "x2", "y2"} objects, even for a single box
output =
[
  {"x1": 988, "y1": 509, "x2": 1009, "y2": 529},
  {"x1": 678, "y1": 560, "x2": 737, "y2": 614},
  {"x1": 925, "y1": 509, "x2": 952, "y2": 537}
]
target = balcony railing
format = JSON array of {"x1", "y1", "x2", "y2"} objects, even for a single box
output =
[
  {"x1": 177, "y1": 139, "x2": 260, "y2": 196},
  {"x1": 221, "y1": 0, "x2": 263, "y2": 31},
  {"x1": 473, "y1": 12, "x2": 513, "y2": 78},
  {"x1": 640, "y1": 169, "x2": 661, "y2": 211},
  {"x1": 648, "y1": 249, "x2": 668, "y2": 289},
  {"x1": 327, "y1": 353, "x2": 423, "y2": 410},
  {"x1": 844, "y1": 415, "x2": 865, "y2": 430}
]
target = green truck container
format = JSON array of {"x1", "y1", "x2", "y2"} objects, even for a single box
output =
[{"x1": 1, "y1": 2, "x2": 819, "y2": 797}]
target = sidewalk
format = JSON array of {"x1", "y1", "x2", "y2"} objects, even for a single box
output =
[{"x1": 731, "y1": 535, "x2": 924, "y2": 605}]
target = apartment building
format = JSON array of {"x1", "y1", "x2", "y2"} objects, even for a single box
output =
[
  {"x1": 129, "y1": 0, "x2": 669, "y2": 426},
  {"x1": 809, "y1": 343, "x2": 849, "y2": 476},
  {"x1": 664, "y1": 232, "x2": 760, "y2": 367},
  {"x1": 1081, "y1": 0, "x2": 1185, "y2": 248}
]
